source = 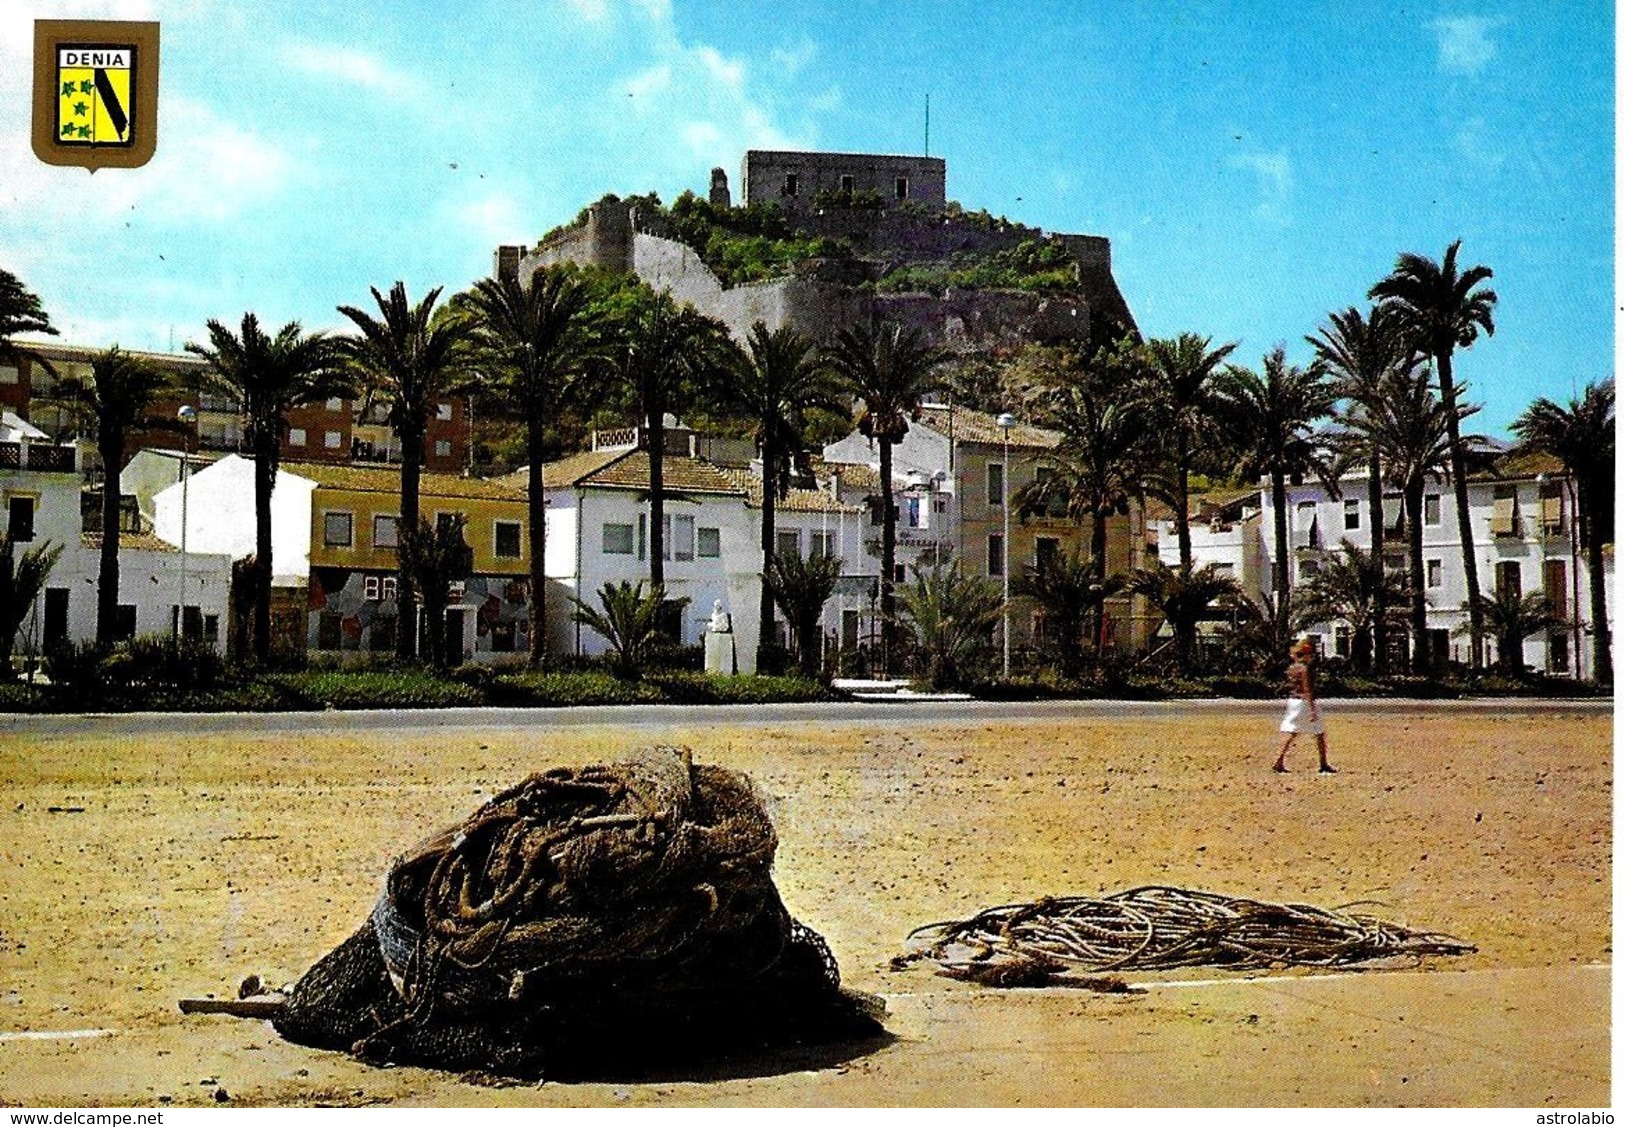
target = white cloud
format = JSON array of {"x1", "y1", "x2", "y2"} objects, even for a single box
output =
[
  {"x1": 563, "y1": 0, "x2": 610, "y2": 22},
  {"x1": 626, "y1": 65, "x2": 673, "y2": 101},
  {"x1": 280, "y1": 41, "x2": 422, "y2": 102},
  {"x1": 1229, "y1": 150, "x2": 1294, "y2": 225},
  {"x1": 1455, "y1": 116, "x2": 1507, "y2": 171},
  {"x1": 452, "y1": 191, "x2": 526, "y2": 248},
  {"x1": 1431, "y1": 16, "x2": 1506, "y2": 75}
]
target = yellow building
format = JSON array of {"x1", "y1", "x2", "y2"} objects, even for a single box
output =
[{"x1": 294, "y1": 462, "x2": 531, "y2": 660}]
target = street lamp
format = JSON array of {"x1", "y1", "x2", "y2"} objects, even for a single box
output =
[
  {"x1": 996, "y1": 412, "x2": 1016, "y2": 679},
  {"x1": 176, "y1": 404, "x2": 197, "y2": 641}
]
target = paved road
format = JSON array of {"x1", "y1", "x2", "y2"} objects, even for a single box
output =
[{"x1": 0, "y1": 695, "x2": 1609, "y2": 737}]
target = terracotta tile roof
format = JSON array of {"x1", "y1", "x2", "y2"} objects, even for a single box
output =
[
  {"x1": 822, "y1": 461, "x2": 883, "y2": 492},
  {"x1": 81, "y1": 531, "x2": 179, "y2": 553},
  {"x1": 712, "y1": 467, "x2": 865, "y2": 514},
  {"x1": 915, "y1": 402, "x2": 1060, "y2": 449},
  {"x1": 535, "y1": 449, "x2": 625, "y2": 491},
  {"x1": 541, "y1": 450, "x2": 745, "y2": 496},
  {"x1": 282, "y1": 461, "x2": 525, "y2": 502}
]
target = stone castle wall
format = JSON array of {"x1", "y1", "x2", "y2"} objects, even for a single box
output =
[{"x1": 742, "y1": 151, "x2": 946, "y2": 213}]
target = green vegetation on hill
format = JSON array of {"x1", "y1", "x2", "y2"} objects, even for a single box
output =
[{"x1": 875, "y1": 238, "x2": 1079, "y2": 294}]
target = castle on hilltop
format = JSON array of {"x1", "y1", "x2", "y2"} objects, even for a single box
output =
[{"x1": 495, "y1": 150, "x2": 1136, "y2": 351}]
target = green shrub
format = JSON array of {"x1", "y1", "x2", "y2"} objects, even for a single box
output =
[
  {"x1": 267, "y1": 670, "x2": 484, "y2": 710},
  {"x1": 44, "y1": 640, "x2": 106, "y2": 693},
  {"x1": 0, "y1": 682, "x2": 44, "y2": 711},
  {"x1": 491, "y1": 670, "x2": 665, "y2": 707}
]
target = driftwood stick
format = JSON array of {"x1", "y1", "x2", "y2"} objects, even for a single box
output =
[{"x1": 178, "y1": 996, "x2": 287, "y2": 1018}]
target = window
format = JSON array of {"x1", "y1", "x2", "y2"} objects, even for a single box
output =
[
  {"x1": 1035, "y1": 537, "x2": 1060, "y2": 571},
  {"x1": 988, "y1": 462, "x2": 1005, "y2": 507},
  {"x1": 1544, "y1": 559, "x2": 1568, "y2": 620},
  {"x1": 364, "y1": 574, "x2": 380, "y2": 600},
  {"x1": 0, "y1": 364, "x2": 17, "y2": 385},
  {"x1": 697, "y1": 526, "x2": 721, "y2": 558},
  {"x1": 777, "y1": 529, "x2": 801, "y2": 558},
  {"x1": 810, "y1": 530, "x2": 834, "y2": 559},
  {"x1": 203, "y1": 614, "x2": 219, "y2": 646},
  {"x1": 44, "y1": 588, "x2": 68, "y2": 648},
  {"x1": 1344, "y1": 499, "x2": 1360, "y2": 530},
  {"x1": 435, "y1": 440, "x2": 452, "y2": 458},
  {"x1": 436, "y1": 402, "x2": 453, "y2": 421},
  {"x1": 782, "y1": 173, "x2": 798, "y2": 196},
  {"x1": 902, "y1": 495, "x2": 923, "y2": 528},
  {"x1": 288, "y1": 428, "x2": 307, "y2": 447},
  {"x1": 1426, "y1": 558, "x2": 1443, "y2": 588},
  {"x1": 895, "y1": 176, "x2": 909, "y2": 200},
  {"x1": 1550, "y1": 632, "x2": 1570, "y2": 673},
  {"x1": 1539, "y1": 481, "x2": 1565, "y2": 535},
  {"x1": 1496, "y1": 560, "x2": 1521, "y2": 601},
  {"x1": 7, "y1": 496, "x2": 34, "y2": 542},
  {"x1": 494, "y1": 521, "x2": 521, "y2": 559},
  {"x1": 436, "y1": 511, "x2": 465, "y2": 536},
  {"x1": 664, "y1": 513, "x2": 695, "y2": 561},
  {"x1": 114, "y1": 605, "x2": 136, "y2": 641},
  {"x1": 1423, "y1": 494, "x2": 1442, "y2": 526},
  {"x1": 894, "y1": 563, "x2": 905, "y2": 583},
  {"x1": 840, "y1": 174, "x2": 855, "y2": 193},
  {"x1": 1491, "y1": 486, "x2": 1519, "y2": 537},
  {"x1": 318, "y1": 611, "x2": 344, "y2": 650},
  {"x1": 1335, "y1": 625, "x2": 1352, "y2": 658},
  {"x1": 603, "y1": 522, "x2": 635, "y2": 555},
  {"x1": 1033, "y1": 467, "x2": 1069, "y2": 518},
  {"x1": 324, "y1": 430, "x2": 342, "y2": 450},
  {"x1": 372, "y1": 514, "x2": 398, "y2": 549},
  {"x1": 1295, "y1": 501, "x2": 1319, "y2": 547},
  {"x1": 988, "y1": 533, "x2": 1005, "y2": 577},
  {"x1": 1382, "y1": 494, "x2": 1404, "y2": 533},
  {"x1": 325, "y1": 397, "x2": 344, "y2": 412},
  {"x1": 323, "y1": 511, "x2": 353, "y2": 547},
  {"x1": 638, "y1": 513, "x2": 647, "y2": 559}
]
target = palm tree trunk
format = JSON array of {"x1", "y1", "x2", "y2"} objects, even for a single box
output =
[
  {"x1": 95, "y1": 432, "x2": 122, "y2": 646},
  {"x1": 1437, "y1": 353, "x2": 1482, "y2": 669},
  {"x1": 1271, "y1": 471, "x2": 1290, "y2": 653},
  {"x1": 1586, "y1": 531, "x2": 1611, "y2": 685},
  {"x1": 1406, "y1": 479, "x2": 1429, "y2": 675},
  {"x1": 1176, "y1": 459, "x2": 1192, "y2": 573},
  {"x1": 396, "y1": 433, "x2": 423, "y2": 662},
  {"x1": 647, "y1": 401, "x2": 665, "y2": 590},
  {"x1": 253, "y1": 437, "x2": 275, "y2": 665},
  {"x1": 879, "y1": 437, "x2": 896, "y2": 677},
  {"x1": 757, "y1": 438, "x2": 777, "y2": 675},
  {"x1": 1367, "y1": 452, "x2": 1388, "y2": 674},
  {"x1": 526, "y1": 418, "x2": 547, "y2": 668},
  {"x1": 1090, "y1": 510, "x2": 1109, "y2": 654}
]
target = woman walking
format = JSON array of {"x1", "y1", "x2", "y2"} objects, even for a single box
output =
[{"x1": 1275, "y1": 638, "x2": 1335, "y2": 773}]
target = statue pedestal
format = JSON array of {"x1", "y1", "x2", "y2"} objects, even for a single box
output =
[{"x1": 704, "y1": 630, "x2": 737, "y2": 675}]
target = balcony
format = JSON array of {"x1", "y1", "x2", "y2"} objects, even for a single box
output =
[{"x1": 0, "y1": 441, "x2": 76, "y2": 473}]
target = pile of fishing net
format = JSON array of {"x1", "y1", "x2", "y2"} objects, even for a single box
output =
[
  {"x1": 896, "y1": 886, "x2": 1476, "y2": 987},
  {"x1": 271, "y1": 747, "x2": 882, "y2": 1078}
]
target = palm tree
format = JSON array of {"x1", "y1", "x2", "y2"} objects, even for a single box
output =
[
  {"x1": 572, "y1": 579, "x2": 680, "y2": 680},
  {"x1": 1013, "y1": 343, "x2": 1148, "y2": 651},
  {"x1": 1295, "y1": 540, "x2": 1409, "y2": 674},
  {"x1": 1011, "y1": 548, "x2": 1122, "y2": 678},
  {"x1": 1360, "y1": 367, "x2": 1480, "y2": 674},
  {"x1": 1309, "y1": 305, "x2": 1415, "y2": 674},
  {"x1": 897, "y1": 556, "x2": 1003, "y2": 691},
  {"x1": 826, "y1": 320, "x2": 945, "y2": 676},
  {"x1": 602, "y1": 290, "x2": 731, "y2": 588},
  {"x1": 1129, "y1": 559, "x2": 1241, "y2": 673},
  {"x1": 466, "y1": 266, "x2": 603, "y2": 668},
  {"x1": 398, "y1": 514, "x2": 474, "y2": 671},
  {"x1": 187, "y1": 315, "x2": 348, "y2": 663},
  {"x1": 1215, "y1": 347, "x2": 1337, "y2": 652},
  {"x1": 0, "y1": 532, "x2": 62, "y2": 679},
  {"x1": 1370, "y1": 240, "x2": 1498, "y2": 667},
  {"x1": 49, "y1": 348, "x2": 175, "y2": 644},
  {"x1": 1142, "y1": 334, "x2": 1238, "y2": 572},
  {"x1": 763, "y1": 549, "x2": 842, "y2": 678},
  {"x1": 339, "y1": 282, "x2": 476, "y2": 662},
  {"x1": 0, "y1": 268, "x2": 57, "y2": 366},
  {"x1": 1462, "y1": 588, "x2": 1562, "y2": 677},
  {"x1": 1511, "y1": 380, "x2": 1614, "y2": 684},
  {"x1": 724, "y1": 322, "x2": 846, "y2": 673}
]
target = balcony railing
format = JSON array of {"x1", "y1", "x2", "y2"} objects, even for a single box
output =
[{"x1": 0, "y1": 441, "x2": 76, "y2": 472}]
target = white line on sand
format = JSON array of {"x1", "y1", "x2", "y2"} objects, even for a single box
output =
[{"x1": 0, "y1": 1029, "x2": 116, "y2": 1042}]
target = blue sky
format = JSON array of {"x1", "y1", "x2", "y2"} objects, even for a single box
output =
[{"x1": 0, "y1": 0, "x2": 1612, "y2": 435}]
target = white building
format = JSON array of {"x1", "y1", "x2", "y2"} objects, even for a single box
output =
[
  {"x1": 540, "y1": 431, "x2": 871, "y2": 674},
  {"x1": 0, "y1": 423, "x2": 232, "y2": 662},
  {"x1": 1257, "y1": 454, "x2": 1610, "y2": 678}
]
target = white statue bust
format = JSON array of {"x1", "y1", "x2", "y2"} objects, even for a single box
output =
[{"x1": 709, "y1": 599, "x2": 732, "y2": 633}]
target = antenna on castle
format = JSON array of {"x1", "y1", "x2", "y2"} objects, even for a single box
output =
[{"x1": 924, "y1": 93, "x2": 930, "y2": 156}]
